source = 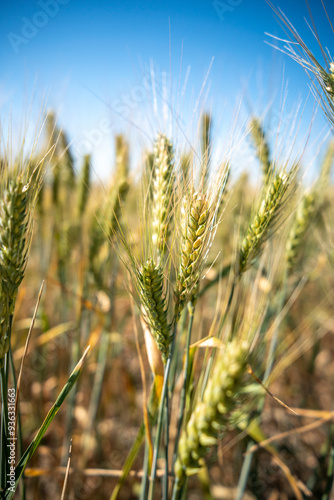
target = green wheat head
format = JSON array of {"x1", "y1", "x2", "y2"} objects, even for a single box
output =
[
  {"x1": 151, "y1": 134, "x2": 175, "y2": 257},
  {"x1": 115, "y1": 134, "x2": 130, "y2": 181},
  {"x1": 175, "y1": 191, "x2": 209, "y2": 316},
  {"x1": 285, "y1": 191, "x2": 316, "y2": 272},
  {"x1": 239, "y1": 169, "x2": 295, "y2": 274},
  {"x1": 317, "y1": 140, "x2": 334, "y2": 195},
  {"x1": 249, "y1": 117, "x2": 271, "y2": 181},
  {"x1": 77, "y1": 154, "x2": 91, "y2": 218},
  {"x1": 0, "y1": 177, "x2": 30, "y2": 312},
  {"x1": 0, "y1": 159, "x2": 46, "y2": 364},
  {"x1": 138, "y1": 259, "x2": 171, "y2": 362},
  {"x1": 174, "y1": 339, "x2": 249, "y2": 484}
]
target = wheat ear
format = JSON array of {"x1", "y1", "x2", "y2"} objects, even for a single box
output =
[
  {"x1": 0, "y1": 177, "x2": 31, "y2": 313},
  {"x1": 151, "y1": 134, "x2": 175, "y2": 257},
  {"x1": 77, "y1": 154, "x2": 91, "y2": 218},
  {"x1": 249, "y1": 117, "x2": 271, "y2": 180},
  {"x1": 174, "y1": 339, "x2": 248, "y2": 484},
  {"x1": 239, "y1": 170, "x2": 293, "y2": 274},
  {"x1": 285, "y1": 191, "x2": 315, "y2": 272},
  {"x1": 138, "y1": 259, "x2": 171, "y2": 362},
  {"x1": 175, "y1": 191, "x2": 209, "y2": 317}
]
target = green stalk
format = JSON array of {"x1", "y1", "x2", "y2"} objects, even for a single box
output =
[
  {"x1": 8, "y1": 348, "x2": 25, "y2": 500},
  {"x1": 148, "y1": 322, "x2": 177, "y2": 500},
  {"x1": 0, "y1": 363, "x2": 8, "y2": 491},
  {"x1": 171, "y1": 478, "x2": 181, "y2": 500},
  {"x1": 169, "y1": 308, "x2": 187, "y2": 396},
  {"x1": 172, "y1": 302, "x2": 194, "y2": 469},
  {"x1": 148, "y1": 365, "x2": 169, "y2": 500},
  {"x1": 163, "y1": 391, "x2": 169, "y2": 500},
  {"x1": 235, "y1": 441, "x2": 255, "y2": 500},
  {"x1": 139, "y1": 437, "x2": 150, "y2": 500},
  {"x1": 171, "y1": 475, "x2": 188, "y2": 500},
  {"x1": 0, "y1": 316, "x2": 13, "y2": 492},
  {"x1": 322, "y1": 422, "x2": 334, "y2": 500}
]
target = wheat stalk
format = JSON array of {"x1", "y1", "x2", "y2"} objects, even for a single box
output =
[
  {"x1": 0, "y1": 282, "x2": 9, "y2": 367},
  {"x1": 201, "y1": 112, "x2": 212, "y2": 188}
]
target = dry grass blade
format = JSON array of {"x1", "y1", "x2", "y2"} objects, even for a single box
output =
[
  {"x1": 247, "y1": 412, "x2": 334, "y2": 455},
  {"x1": 24, "y1": 467, "x2": 167, "y2": 478},
  {"x1": 246, "y1": 364, "x2": 299, "y2": 415},
  {"x1": 60, "y1": 439, "x2": 72, "y2": 500}
]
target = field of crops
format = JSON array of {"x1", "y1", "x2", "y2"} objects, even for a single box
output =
[{"x1": 1, "y1": 4, "x2": 334, "y2": 500}]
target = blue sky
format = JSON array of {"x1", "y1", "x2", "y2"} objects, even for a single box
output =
[{"x1": 1, "y1": 0, "x2": 334, "y2": 179}]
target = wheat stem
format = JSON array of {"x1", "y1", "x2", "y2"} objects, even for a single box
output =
[
  {"x1": 148, "y1": 321, "x2": 177, "y2": 500},
  {"x1": 172, "y1": 302, "x2": 195, "y2": 469}
]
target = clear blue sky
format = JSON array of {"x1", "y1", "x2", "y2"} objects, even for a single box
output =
[{"x1": 1, "y1": 0, "x2": 334, "y2": 179}]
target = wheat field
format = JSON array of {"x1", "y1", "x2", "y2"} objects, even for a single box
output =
[{"x1": 1, "y1": 4, "x2": 334, "y2": 500}]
